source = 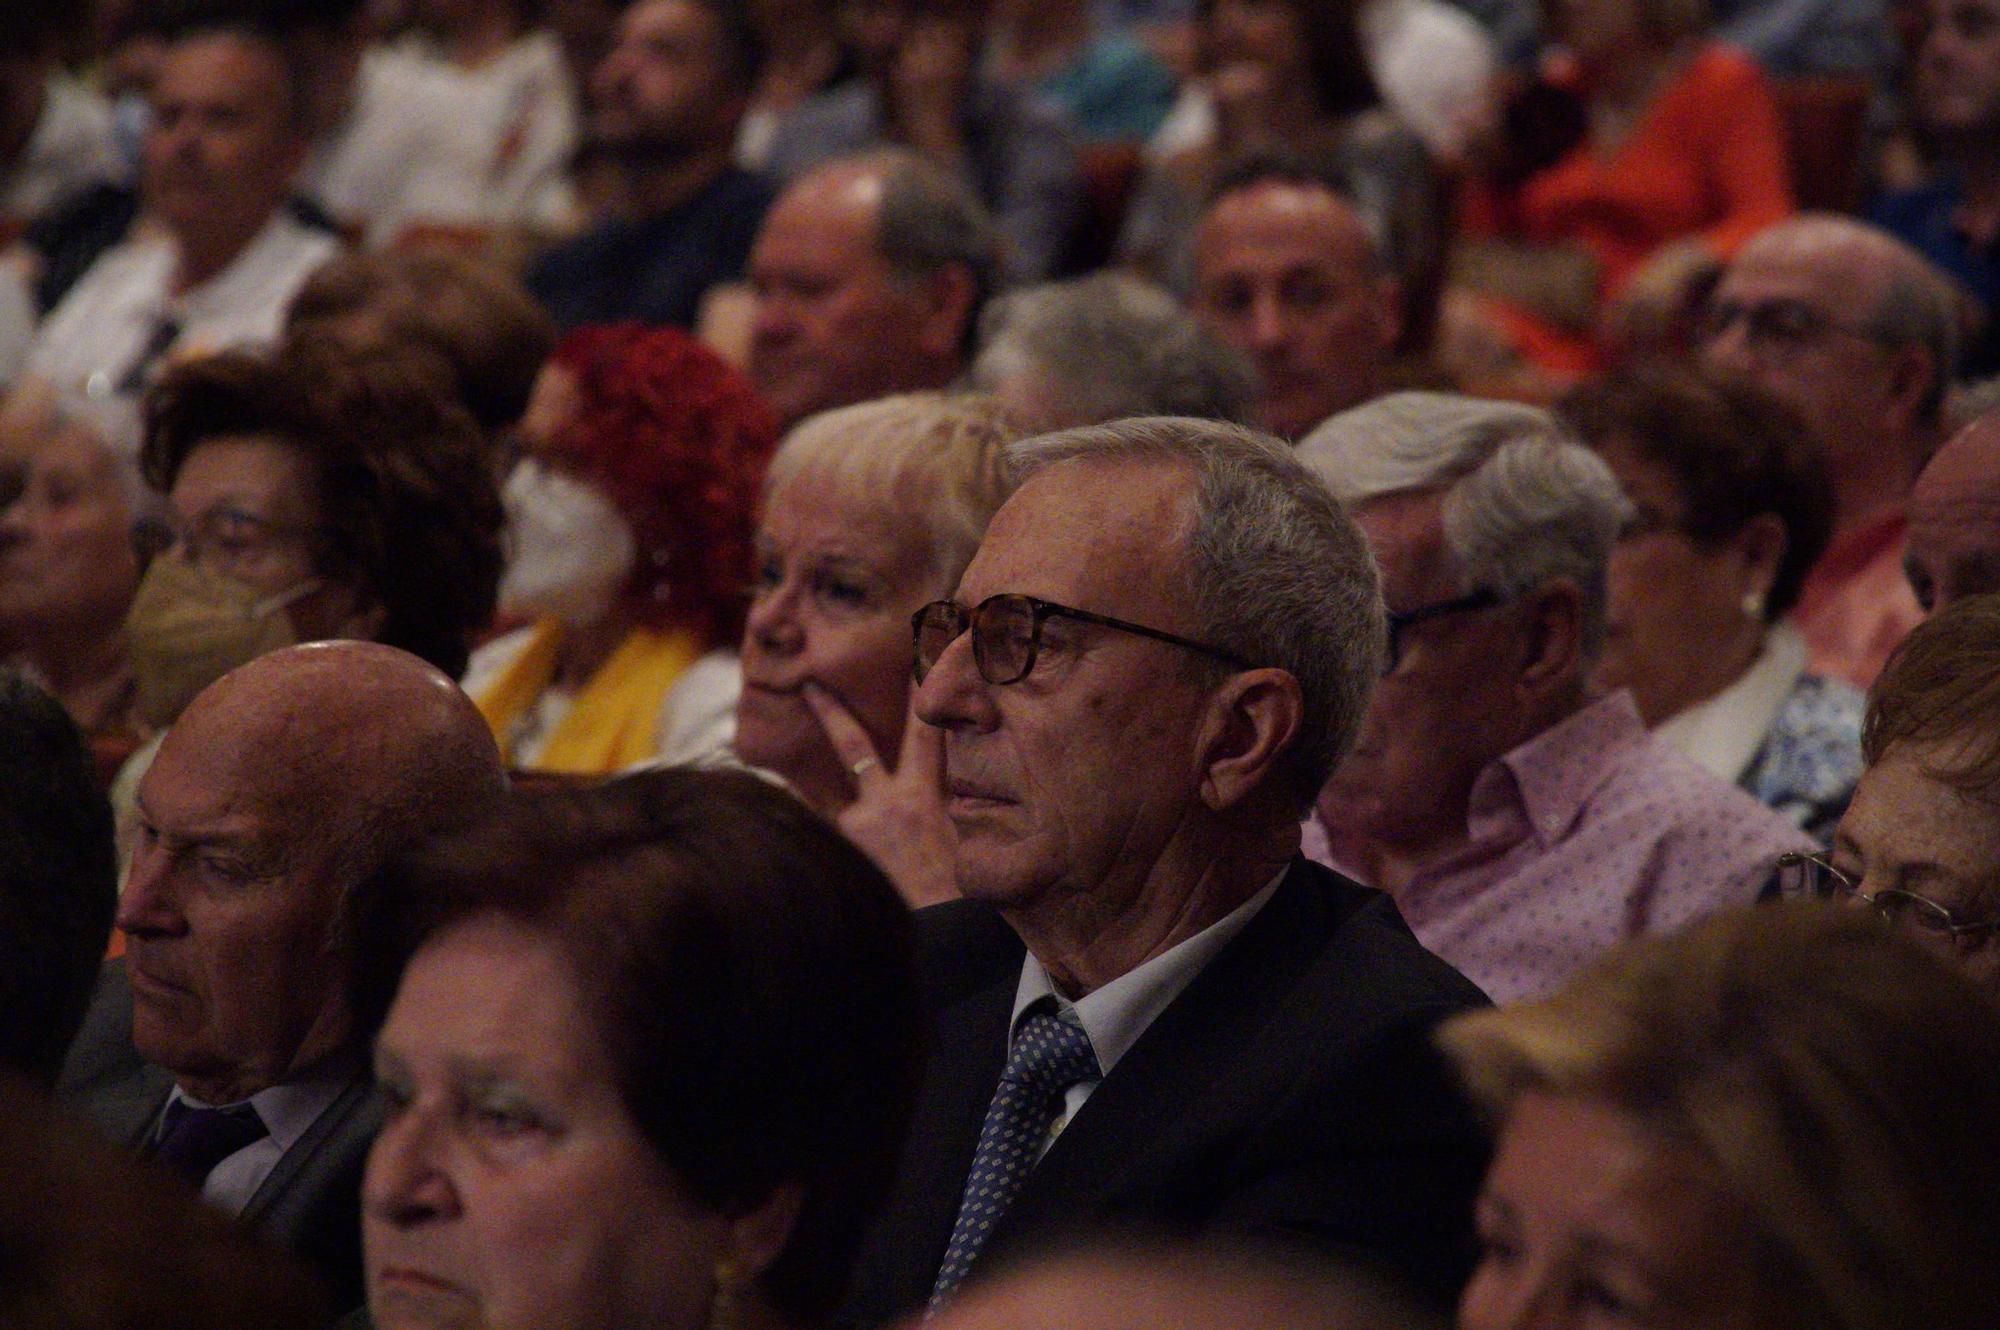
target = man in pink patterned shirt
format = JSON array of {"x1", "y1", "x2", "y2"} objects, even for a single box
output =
[{"x1": 1297, "y1": 393, "x2": 1816, "y2": 1002}]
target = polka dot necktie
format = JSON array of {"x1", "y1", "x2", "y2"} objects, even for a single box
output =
[{"x1": 930, "y1": 1003, "x2": 1100, "y2": 1305}]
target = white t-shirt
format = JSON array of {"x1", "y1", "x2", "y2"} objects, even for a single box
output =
[{"x1": 24, "y1": 211, "x2": 341, "y2": 400}]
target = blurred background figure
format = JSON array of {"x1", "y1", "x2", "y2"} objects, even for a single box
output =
[
  {"x1": 746, "y1": 152, "x2": 996, "y2": 428},
  {"x1": 1786, "y1": 592, "x2": 2000, "y2": 999},
  {"x1": 467, "y1": 324, "x2": 777, "y2": 774},
  {"x1": 0, "y1": 1073, "x2": 329, "y2": 1330},
  {"x1": 1904, "y1": 409, "x2": 2000, "y2": 613},
  {"x1": 1698, "y1": 215, "x2": 1958, "y2": 688},
  {"x1": 930, "y1": 1237, "x2": 1446, "y2": 1330},
  {"x1": 735, "y1": 391, "x2": 1020, "y2": 904},
  {"x1": 284, "y1": 247, "x2": 557, "y2": 446},
  {"x1": 1443, "y1": 903, "x2": 2000, "y2": 1330},
  {"x1": 763, "y1": 0, "x2": 1082, "y2": 285},
  {"x1": 529, "y1": 0, "x2": 774, "y2": 331},
  {"x1": 1187, "y1": 154, "x2": 1404, "y2": 439},
  {"x1": 0, "y1": 383, "x2": 150, "y2": 781},
  {"x1": 737, "y1": 0, "x2": 853, "y2": 170},
  {"x1": 0, "y1": 7, "x2": 124, "y2": 236},
  {"x1": 0, "y1": 671, "x2": 115, "y2": 1086},
  {"x1": 970, "y1": 270, "x2": 1255, "y2": 428},
  {"x1": 983, "y1": 0, "x2": 1178, "y2": 144},
  {"x1": 355, "y1": 766, "x2": 922, "y2": 1330},
  {"x1": 1559, "y1": 365, "x2": 1863, "y2": 842},
  {"x1": 1449, "y1": 0, "x2": 1794, "y2": 388},
  {"x1": 1121, "y1": 0, "x2": 1449, "y2": 320},
  {"x1": 22, "y1": 9, "x2": 339, "y2": 403},
  {"x1": 130, "y1": 334, "x2": 504, "y2": 737}
]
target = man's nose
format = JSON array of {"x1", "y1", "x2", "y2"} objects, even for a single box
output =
[
  {"x1": 913, "y1": 624, "x2": 997, "y2": 733},
  {"x1": 116, "y1": 839, "x2": 186, "y2": 938}
]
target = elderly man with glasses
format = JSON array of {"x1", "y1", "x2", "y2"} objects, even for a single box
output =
[
  {"x1": 1296, "y1": 393, "x2": 1815, "y2": 1005},
  {"x1": 840, "y1": 417, "x2": 1489, "y2": 1326},
  {"x1": 1698, "y1": 214, "x2": 1961, "y2": 688},
  {"x1": 1783, "y1": 591, "x2": 2000, "y2": 1000}
]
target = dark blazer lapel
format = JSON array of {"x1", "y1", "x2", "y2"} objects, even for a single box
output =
[
  {"x1": 989, "y1": 861, "x2": 1356, "y2": 1246},
  {"x1": 57, "y1": 963, "x2": 175, "y2": 1148},
  {"x1": 239, "y1": 1071, "x2": 380, "y2": 1231},
  {"x1": 847, "y1": 903, "x2": 1020, "y2": 1315}
]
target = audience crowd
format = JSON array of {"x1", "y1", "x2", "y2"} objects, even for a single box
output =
[{"x1": 3, "y1": 0, "x2": 1999, "y2": 1326}]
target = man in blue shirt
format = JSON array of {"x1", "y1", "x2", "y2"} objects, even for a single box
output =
[{"x1": 529, "y1": 0, "x2": 774, "y2": 330}]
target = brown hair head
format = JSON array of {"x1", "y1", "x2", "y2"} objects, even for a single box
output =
[
  {"x1": 1441, "y1": 903, "x2": 2000, "y2": 1330},
  {"x1": 1863, "y1": 591, "x2": 2000, "y2": 802},
  {"x1": 352, "y1": 765, "x2": 923, "y2": 1321},
  {"x1": 141, "y1": 333, "x2": 506, "y2": 677}
]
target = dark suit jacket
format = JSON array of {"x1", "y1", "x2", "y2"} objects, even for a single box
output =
[
  {"x1": 57, "y1": 964, "x2": 379, "y2": 1310},
  {"x1": 841, "y1": 857, "x2": 1491, "y2": 1325}
]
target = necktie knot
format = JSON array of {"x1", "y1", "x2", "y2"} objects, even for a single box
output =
[
  {"x1": 1000, "y1": 1007, "x2": 1099, "y2": 1097},
  {"x1": 152, "y1": 1099, "x2": 269, "y2": 1187}
]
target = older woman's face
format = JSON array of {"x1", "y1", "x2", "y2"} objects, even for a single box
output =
[
  {"x1": 0, "y1": 421, "x2": 140, "y2": 637},
  {"x1": 1831, "y1": 741, "x2": 2000, "y2": 998},
  {"x1": 736, "y1": 477, "x2": 940, "y2": 802},
  {"x1": 1592, "y1": 438, "x2": 1773, "y2": 727},
  {"x1": 365, "y1": 913, "x2": 729, "y2": 1330},
  {"x1": 1460, "y1": 1092, "x2": 1768, "y2": 1330}
]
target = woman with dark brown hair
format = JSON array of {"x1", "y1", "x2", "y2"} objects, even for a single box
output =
[
  {"x1": 354, "y1": 765, "x2": 923, "y2": 1330},
  {"x1": 1559, "y1": 365, "x2": 1862, "y2": 841},
  {"x1": 128, "y1": 331, "x2": 505, "y2": 733}
]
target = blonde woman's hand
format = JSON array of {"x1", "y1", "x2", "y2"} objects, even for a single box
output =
[{"x1": 804, "y1": 682, "x2": 960, "y2": 909}]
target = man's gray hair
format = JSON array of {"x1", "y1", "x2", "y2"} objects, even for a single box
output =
[
  {"x1": 1007, "y1": 417, "x2": 1383, "y2": 811},
  {"x1": 1298, "y1": 392, "x2": 1630, "y2": 659},
  {"x1": 865, "y1": 149, "x2": 1002, "y2": 306},
  {"x1": 971, "y1": 272, "x2": 1258, "y2": 424}
]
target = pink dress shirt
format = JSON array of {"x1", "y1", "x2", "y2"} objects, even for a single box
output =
[{"x1": 1305, "y1": 692, "x2": 1817, "y2": 1003}]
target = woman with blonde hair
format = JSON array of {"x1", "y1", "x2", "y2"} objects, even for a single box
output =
[
  {"x1": 734, "y1": 391, "x2": 1023, "y2": 904},
  {"x1": 1441, "y1": 904, "x2": 2000, "y2": 1330}
]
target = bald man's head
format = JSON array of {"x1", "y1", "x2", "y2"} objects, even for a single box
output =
[
  {"x1": 932, "y1": 1241, "x2": 1445, "y2": 1330},
  {"x1": 747, "y1": 152, "x2": 993, "y2": 427},
  {"x1": 1701, "y1": 216, "x2": 1960, "y2": 496},
  {"x1": 1908, "y1": 414, "x2": 2000, "y2": 613},
  {"x1": 120, "y1": 641, "x2": 504, "y2": 1102}
]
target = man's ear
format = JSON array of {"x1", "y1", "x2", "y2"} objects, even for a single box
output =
[
  {"x1": 1196, "y1": 667, "x2": 1305, "y2": 812},
  {"x1": 1514, "y1": 578, "x2": 1585, "y2": 705},
  {"x1": 1880, "y1": 342, "x2": 1939, "y2": 441},
  {"x1": 914, "y1": 262, "x2": 979, "y2": 361}
]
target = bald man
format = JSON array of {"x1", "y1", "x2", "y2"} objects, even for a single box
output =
[
  {"x1": 930, "y1": 1240, "x2": 1445, "y2": 1330},
  {"x1": 1700, "y1": 214, "x2": 1961, "y2": 686},
  {"x1": 58, "y1": 641, "x2": 506, "y2": 1310},
  {"x1": 1189, "y1": 163, "x2": 1401, "y2": 441},
  {"x1": 747, "y1": 152, "x2": 997, "y2": 428},
  {"x1": 1907, "y1": 413, "x2": 2000, "y2": 612}
]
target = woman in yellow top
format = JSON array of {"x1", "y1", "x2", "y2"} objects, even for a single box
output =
[{"x1": 466, "y1": 324, "x2": 779, "y2": 773}]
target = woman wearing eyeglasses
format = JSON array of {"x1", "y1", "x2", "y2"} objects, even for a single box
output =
[
  {"x1": 1558, "y1": 365, "x2": 1863, "y2": 844},
  {"x1": 1786, "y1": 593, "x2": 2000, "y2": 999},
  {"x1": 734, "y1": 393, "x2": 1023, "y2": 906}
]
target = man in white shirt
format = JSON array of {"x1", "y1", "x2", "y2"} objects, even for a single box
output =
[
  {"x1": 23, "y1": 14, "x2": 339, "y2": 401},
  {"x1": 58, "y1": 641, "x2": 507, "y2": 1312}
]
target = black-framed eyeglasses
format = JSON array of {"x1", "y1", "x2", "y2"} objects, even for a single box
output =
[
  {"x1": 1383, "y1": 589, "x2": 1503, "y2": 674},
  {"x1": 1696, "y1": 297, "x2": 1893, "y2": 354},
  {"x1": 1777, "y1": 851, "x2": 2000, "y2": 949},
  {"x1": 911, "y1": 593, "x2": 1254, "y2": 685}
]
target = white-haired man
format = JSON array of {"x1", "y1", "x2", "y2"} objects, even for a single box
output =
[{"x1": 1299, "y1": 393, "x2": 1815, "y2": 1003}]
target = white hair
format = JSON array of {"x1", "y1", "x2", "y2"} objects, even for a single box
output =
[
  {"x1": 971, "y1": 272, "x2": 1258, "y2": 425},
  {"x1": 1007, "y1": 417, "x2": 1383, "y2": 811},
  {"x1": 1297, "y1": 391, "x2": 1630, "y2": 658}
]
